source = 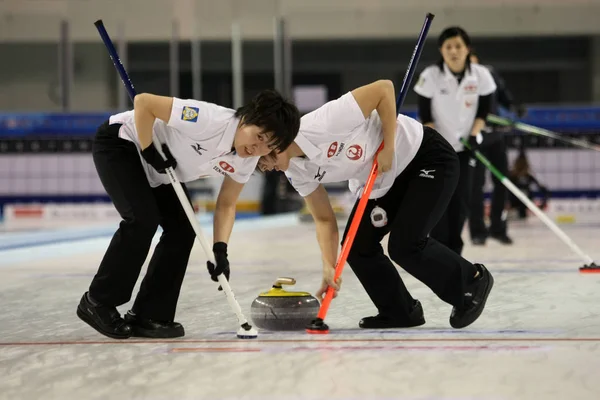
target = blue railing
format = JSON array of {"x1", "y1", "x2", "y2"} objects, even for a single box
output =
[
  {"x1": 0, "y1": 113, "x2": 111, "y2": 136},
  {"x1": 2, "y1": 106, "x2": 600, "y2": 137}
]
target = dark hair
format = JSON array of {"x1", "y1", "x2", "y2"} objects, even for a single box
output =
[
  {"x1": 511, "y1": 152, "x2": 531, "y2": 178},
  {"x1": 436, "y1": 26, "x2": 472, "y2": 72},
  {"x1": 254, "y1": 150, "x2": 278, "y2": 174},
  {"x1": 235, "y1": 90, "x2": 300, "y2": 153}
]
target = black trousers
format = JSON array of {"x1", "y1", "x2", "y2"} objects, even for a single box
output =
[
  {"x1": 469, "y1": 131, "x2": 509, "y2": 238},
  {"x1": 88, "y1": 122, "x2": 195, "y2": 321},
  {"x1": 429, "y1": 149, "x2": 475, "y2": 255},
  {"x1": 343, "y1": 127, "x2": 478, "y2": 318}
]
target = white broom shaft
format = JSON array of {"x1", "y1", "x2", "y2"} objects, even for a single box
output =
[
  {"x1": 152, "y1": 136, "x2": 249, "y2": 326},
  {"x1": 501, "y1": 177, "x2": 594, "y2": 265}
]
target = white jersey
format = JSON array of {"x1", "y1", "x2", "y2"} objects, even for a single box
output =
[
  {"x1": 413, "y1": 63, "x2": 496, "y2": 152},
  {"x1": 284, "y1": 92, "x2": 423, "y2": 200},
  {"x1": 109, "y1": 98, "x2": 258, "y2": 187}
]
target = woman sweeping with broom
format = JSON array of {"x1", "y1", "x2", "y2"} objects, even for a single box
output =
[{"x1": 258, "y1": 78, "x2": 494, "y2": 329}]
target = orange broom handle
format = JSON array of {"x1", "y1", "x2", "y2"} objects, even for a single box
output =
[{"x1": 315, "y1": 142, "x2": 384, "y2": 319}]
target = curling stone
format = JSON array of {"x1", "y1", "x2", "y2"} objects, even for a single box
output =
[{"x1": 250, "y1": 277, "x2": 320, "y2": 331}]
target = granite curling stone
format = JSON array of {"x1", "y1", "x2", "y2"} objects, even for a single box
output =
[{"x1": 250, "y1": 277, "x2": 320, "y2": 331}]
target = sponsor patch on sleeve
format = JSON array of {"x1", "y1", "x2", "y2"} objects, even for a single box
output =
[{"x1": 181, "y1": 106, "x2": 199, "y2": 122}]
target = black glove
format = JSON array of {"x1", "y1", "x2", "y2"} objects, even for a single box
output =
[
  {"x1": 467, "y1": 135, "x2": 480, "y2": 152},
  {"x1": 141, "y1": 143, "x2": 177, "y2": 174},
  {"x1": 206, "y1": 242, "x2": 230, "y2": 290}
]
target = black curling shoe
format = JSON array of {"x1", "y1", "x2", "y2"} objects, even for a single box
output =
[
  {"x1": 124, "y1": 311, "x2": 185, "y2": 338},
  {"x1": 450, "y1": 264, "x2": 494, "y2": 329},
  {"x1": 359, "y1": 300, "x2": 426, "y2": 329},
  {"x1": 490, "y1": 233, "x2": 513, "y2": 245},
  {"x1": 77, "y1": 292, "x2": 132, "y2": 339}
]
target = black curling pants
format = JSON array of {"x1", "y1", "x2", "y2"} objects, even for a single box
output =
[
  {"x1": 343, "y1": 127, "x2": 478, "y2": 319},
  {"x1": 469, "y1": 131, "x2": 509, "y2": 238},
  {"x1": 429, "y1": 149, "x2": 476, "y2": 256},
  {"x1": 88, "y1": 122, "x2": 196, "y2": 322}
]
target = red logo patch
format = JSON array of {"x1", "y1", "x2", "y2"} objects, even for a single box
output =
[
  {"x1": 327, "y1": 142, "x2": 338, "y2": 158},
  {"x1": 219, "y1": 161, "x2": 235, "y2": 173},
  {"x1": 464, "y1": 84, "x2": 477, "y2": 93},
  {"x1": 346, "y1": 145, "x2": 363, "y2": 161}
]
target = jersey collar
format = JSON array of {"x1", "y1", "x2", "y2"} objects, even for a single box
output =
[
  {"x1": 294, "y1": 132, "x2": 321, "y2": 160},
  {"x1": 218, "y1": 116, "x2": 240, "y2": 154},
  {"x1": 443, "y1": 63, "x2": 472, "y2": 81}
]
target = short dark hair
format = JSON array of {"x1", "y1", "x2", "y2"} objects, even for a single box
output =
[
  {"x1": 436, "y1": 26, "x2": 473, "y2": 72},
  {"x1": 254, "y1": 150, "x2": 278, "y2": 174},
  {"x1": 235, "y1": 90, "x2": 300, "y2": 153}
]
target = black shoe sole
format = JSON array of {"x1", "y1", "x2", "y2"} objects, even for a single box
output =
[
  {"x1": 489, "y1": 235, "x2": 513, "y2": 245},
  {"x1": 359, "y1": 318, "x2": 425, "y2": 329},
  {"x1": 129, "y1": 324, "x2": 185, "y2": 338},
  {"x1": 450, "y1": 269, "x2": 494, "y2": 329},
  {"x1": 77, "y1": 306, "x2": 132, "y2": 340},
  {"x1": 359, "y1": 313, "x2": 426, "y2": 329},
  {"x1": 124, "y1": 313, "x2": 186, "y2": 339}
]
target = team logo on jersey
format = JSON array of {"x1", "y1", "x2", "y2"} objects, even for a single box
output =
[
  {"x1": 314, "y1": 167, "x2": 326, "y2": 182},
  {"x1": 465, "y1": 101, "x2": 473, "y2": 108},
  {"x1": 212, "y1": 161, "x2": 235, "y2": 177},
  {"x1": 327, "y1": 142, "x2": 338, "y2": 158},
  {"x1": 464, "y1": 84, "x2": 477, "y2": 94},
  {"x1": 346, "y1": 144, "x2": 363, "y2": 161},
  {"x1": 325, "y1": 141, "x2": 346, "y2": 158},
  {"x1": 219, "y1": 161, "x2": 235, "y2": 173},
  {"x1": 191, "y1": 143, "x2": 207, "y2": 156},
  {"x1": 181, "y1": 106, "x2": 199, "y2": 122},
  {"x1": 419, "y1": 169, "x2": 435, "y2": 179}
]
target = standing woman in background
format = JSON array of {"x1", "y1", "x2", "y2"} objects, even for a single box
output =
[
  {"x1": 413, "y1": 26, "x2": 497, "y2": 255},
  {"x1": 468, "y1": 50, "x2": 526, "y2": 246}
]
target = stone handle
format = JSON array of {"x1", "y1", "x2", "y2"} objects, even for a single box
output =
[{"x1": 272, "y1": 277, "x2": 296, "y2": 288}]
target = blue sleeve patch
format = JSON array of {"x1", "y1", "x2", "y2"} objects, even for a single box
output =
[{"x1": 181, "y1": 106, "x2": 199, "y2": 122}]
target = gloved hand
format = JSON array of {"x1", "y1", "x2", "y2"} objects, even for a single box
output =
[
  {"x1": 141, "y1": 143, "x2": 177, "y2": 174},
  {"x1": 206, "y1": 242, "x2": 230, "y2": 291},
  {"x1": 467, "y1": 135, "x2": 480, "y2": 152}
]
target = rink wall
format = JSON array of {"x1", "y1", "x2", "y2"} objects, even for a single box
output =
[{"x1": 0, "y1": 106, "x2": 599, "y2": 220}]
